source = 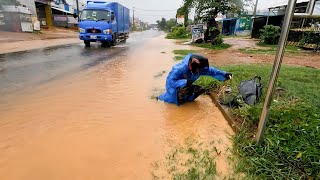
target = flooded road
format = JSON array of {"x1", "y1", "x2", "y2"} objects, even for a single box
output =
[{"x1": 0, "y1": 30, "x2": 234, "y2": 179}]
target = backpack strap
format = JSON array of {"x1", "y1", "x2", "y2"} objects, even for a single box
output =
[
  {"x1": 254, "y1": 76, "x2": 262, "y2": 102},
  {"x1": 254, "y1": 76, "x2": 261, "y2": 83}
]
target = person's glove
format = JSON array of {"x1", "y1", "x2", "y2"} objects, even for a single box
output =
[{"x1": 225, "y1": 73, "x2": 233, "y2": 80}]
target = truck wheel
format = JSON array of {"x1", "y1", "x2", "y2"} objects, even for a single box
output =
[
  {"x1": 84, "y1": 40, "x2": 90, "y2": 47},
  {"x1": 110, "y1": 36, "x2": 117, "y2": 46},
  {"x1": 123, "y1": 36, "x2": 127, "y2": 43}
]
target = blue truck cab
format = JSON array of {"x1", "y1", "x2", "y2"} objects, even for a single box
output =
[{"x1": 79, "y1": 1, "x2": 130, "y2": 47}]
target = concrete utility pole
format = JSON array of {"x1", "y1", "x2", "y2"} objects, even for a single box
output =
[
  {"x1": 132, "y1": 7, "x2": 135, "y2": 31},
  {"x1": 76, "y1": 0, "x2": 80, "y2": 21}
]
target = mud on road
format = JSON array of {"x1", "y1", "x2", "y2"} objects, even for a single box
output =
[{"x1": 0, "y1": 31, "x2": 234, "y2": 179}]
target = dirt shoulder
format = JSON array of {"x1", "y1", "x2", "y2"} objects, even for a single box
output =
[
  {"x1": 0, "y1": 28, "x2": 79, "y2": 54},
  {"x1": 178, "y1": 37, "x2": 320, "y2": 69}
]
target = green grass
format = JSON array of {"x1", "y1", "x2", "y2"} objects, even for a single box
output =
[
  {"x1": 174, "y1": 55, "x2": 185, "y2": 61},
  {"x1": 192, "y1": 76, "x2": 223, "y2": 91},
  {"x1": 172, "y1": 49, "x2": 200, "y2": 61},
  {"x1": 192, "y1": 43, "x2": 232, "y2": 50},
  {"x1": 173, "y1": 49, "x2": 198, "y2": 56},
  {"x1": 215, "y1": 64, "x2": 320, "y2": 179},
  {"x1": 166, "y1": 35, "x2": 191, "y2": 39},
  {"x1": 239, "y1": 43, "x2": 303, "y2": 55},
  {"x1": 152, "y1": 139, "x2": 218, "y2": 179}
]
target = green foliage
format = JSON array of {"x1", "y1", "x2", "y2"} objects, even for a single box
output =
[
  {"x1": 297, "y1": 32, "x2": 320, "y2": 47},
  {"x1": 166, "y1": 26, "x2": 191, "y2": 39},
  {"x1": 193, "y1": 42, "x2": 232, "y2": 50},
  {"x1": 156, "y1": 18, "x2": 178, "y2": 32},
  {"x1": 174, "y1": 56, "x2": 185, "y2": 61},
  {"x1": 212, "y1": 35, "x2": 224, "y2": 45},
  {"x1": 219, "y1": 64, "x2": 320, "y2": 179},
  {"x1": 166, "y1": 18, "x2": 176, "y2": 32},
  {"x1": 289, "y1": 30, "x2": 320, "y2": 46},
  {"x1": 177, "y1": 0, "x2": 193, "y2": 25},
  {"x1": 180, "y1": 0, "x2": 250, "y2": 23},
  {"x1": 193, "y1": 76, "x2": 223, "y2": 91},
  {"x1": 152, "y1": 139, "x2": 218, "y2": 179},
  {"x1": 298, "y1": 36, "x2": 307, "y2": 46},
  {"x1": 259, "y1": 25, "x2": 281, "y2": 45},
  {"x1": 173, "y1": 49, "x2": 198, "y2": 56},
  {"x1": 156, "y1": 18, "x2": 167, "y2": 31}
]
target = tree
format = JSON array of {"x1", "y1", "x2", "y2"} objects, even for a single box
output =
[
  {"x1": 177, "y1": 0, "x2": 193, "y2": 26},
  {"x1": 166, "y1": 18, "x2": 176, "y2": 31},
  {"x1": 179, "y1": 0, "x2": 252, "y2": 22},
  {"x1": 156, "y1": 18, "x2": 167, "y2": 31},
  {"x1": 178, "y1": 0, "x2": 251, "y2": 45}
]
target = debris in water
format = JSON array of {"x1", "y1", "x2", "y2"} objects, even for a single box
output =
[{"x1": 154, "y1": 71, "x2": 166, "y2": 78}]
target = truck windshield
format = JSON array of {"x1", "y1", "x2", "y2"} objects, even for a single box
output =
[{"x1": 80, "y1": 10, "x2": 111, "y2": 21}]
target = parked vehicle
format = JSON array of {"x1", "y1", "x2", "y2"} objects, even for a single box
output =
[{"x1": 79, "y1": 1, "x2": 130, "y2": 47}]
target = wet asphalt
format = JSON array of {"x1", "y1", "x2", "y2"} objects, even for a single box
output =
[{"x1": 0, "y1": 30, "x2": 161, "y2": 97}]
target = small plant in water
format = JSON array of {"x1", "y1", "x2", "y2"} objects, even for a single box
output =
[{"x1": 152, "y1": 138, "x2": 219, "y2": 179}]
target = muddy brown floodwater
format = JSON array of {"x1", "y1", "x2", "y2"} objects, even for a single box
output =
[{"x1": 0, "y1": 32, "x2": 234, "y2": 179}]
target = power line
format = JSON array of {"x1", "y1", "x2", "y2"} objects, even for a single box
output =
[
  {"x1": 137, "y1": 13, "x2": 176, "y2": 16},
  {"x1": 133, "y1": 7, "x2": 178, "y2": 12}
]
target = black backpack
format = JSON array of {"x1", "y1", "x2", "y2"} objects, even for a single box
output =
[
  {"x1": 239, "y1": 76, "x2": 263, "y2": 105},
  {"x1": 219, "y1": 76, "x2": 263, "y2": 108}
]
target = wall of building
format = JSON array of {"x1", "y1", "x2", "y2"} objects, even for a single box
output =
[{"x1": 18, "y1": 0, "x2": 37, "y2": 15}]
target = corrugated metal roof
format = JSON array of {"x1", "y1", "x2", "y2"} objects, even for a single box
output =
[{"x1": 269, "y1": 0, "x2": 320, "y2": 8}]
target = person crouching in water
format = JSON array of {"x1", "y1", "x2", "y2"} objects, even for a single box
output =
[{"x1": 158, "y1": 53, "x2": 233, "y2": 106}]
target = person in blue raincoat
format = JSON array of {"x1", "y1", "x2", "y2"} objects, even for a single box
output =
[{"x1": 158, "y1": 53, "x2": 233, "y2": 105}]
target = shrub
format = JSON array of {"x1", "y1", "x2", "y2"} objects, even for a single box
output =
[
  {"x1": 212, "y1": 35, "x2": 224, "y2": 45},
  {"x1": 259, "y1": 25, "x2": 281, "y2": 45},
  {"x1": 166, "y1": 26, "x2": 190, "y2": 39}
]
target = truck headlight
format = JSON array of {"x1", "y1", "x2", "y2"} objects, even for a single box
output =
[
  {"x1": 79, "y1": 28, "x2": 85, "y2": 33},
  {"x1": 103, "y1": 29, "x2": 112, "y2": 34}
]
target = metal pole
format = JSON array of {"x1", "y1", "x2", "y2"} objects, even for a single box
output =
[
  {"x1": 132, "y1": 7, "x2": 135, "y2": 31},
  {"x1": 308, "y1": 0, "x2": 316, "y2": 15},
  {"x1": 301, "y1": 0, "x2": 316, "y2": 28},
  {"x1": 250, "y1": 0, "x2": 259, "y2": 37},
  {"x1": 294, "y1": 14, "x2": 320, "y2": 19},
  {"x1": 76, "y1": 0, "x2": 80, "y2": 22},
  {"x1": 256, "y1": 0, "x2": 297, "y2": 144},
  {"x1": 266, "y1": 9, "x2": 271, "y2": 25}
]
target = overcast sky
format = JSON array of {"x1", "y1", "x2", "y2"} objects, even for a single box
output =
[{"x1": 107, "y1": 0, "x2": 307, "y2": 23}]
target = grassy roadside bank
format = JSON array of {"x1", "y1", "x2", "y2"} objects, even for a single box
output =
[
  {"x1": 192, "y1": 43, "x2": 231, "y2": 50},
  {"x1": 172, "y1": 42, "x2": 231, "y2": 61},
  {"x1": 219, "y1": 64, "x2": 320, "y2": 179},
  {"x1": 170, "y1": 40, "x2": 320, "y2": 178}
]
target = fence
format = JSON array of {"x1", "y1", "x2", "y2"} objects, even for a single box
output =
[{"x1": 288, "y1": 28, "x2": 320, "y2": 51}]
